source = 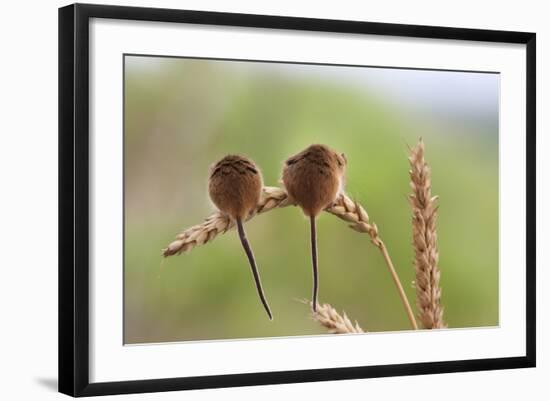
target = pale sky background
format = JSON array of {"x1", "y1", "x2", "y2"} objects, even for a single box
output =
[{"x1": 127, "y1": 55, "x2": 500, "y2": 129}]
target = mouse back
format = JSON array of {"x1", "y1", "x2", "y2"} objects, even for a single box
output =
[
  {"x1": 208, "y1": 155, "x2": 263, "y2": 220},
  {"x1": 282, "y1": 144, "x2": 346, "y2": 216}
]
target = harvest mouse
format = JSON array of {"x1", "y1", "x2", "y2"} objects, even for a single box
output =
[
  {"x1": 281, "y1": 144, "x2": 347, "y2": 312},
  {"x1": 208, "y1": 155, "x2": 273, "y2": 320}
]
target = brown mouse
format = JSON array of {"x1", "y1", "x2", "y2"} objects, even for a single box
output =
[
  {"x1": 208, "y1": 155, "x2": 272, "y2": 320},
  {"x1": 282, "y1": 144, "x2": 347, "y2": 312}
]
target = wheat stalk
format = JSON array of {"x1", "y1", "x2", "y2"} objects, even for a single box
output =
[
  {"x1": 409, "y1": 139, "x2": 446, "y2": 329},
  {"x1": 326, "y1": 195, "x2": 418, "y2": 330},
  {"x1": 162, "y1": 186, "x2": 418, "y2": 330},
  {"x1": 311, "y1": 302, "x2": 365, "y2": 334}
]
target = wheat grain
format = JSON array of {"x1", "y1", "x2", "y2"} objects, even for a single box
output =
[
  {"x1": 409, "y1": 139, "x2": 446, "y2": 329},
  {"x1": 311, "y1": 302, "x2": 364, "y2": 334}
]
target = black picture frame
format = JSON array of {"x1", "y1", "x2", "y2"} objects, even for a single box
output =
[{"x1": 58, "y1": 3, "x2": 536, "y2": 397}]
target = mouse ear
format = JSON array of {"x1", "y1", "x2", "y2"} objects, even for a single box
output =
[{"x1": 340, "y1": 153, "x2": 347, "y2": 163}]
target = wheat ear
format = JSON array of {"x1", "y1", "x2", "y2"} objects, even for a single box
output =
[
  {"x1": 311, "y1": 302, "x2": 364, "y2": 334},
  {"x1": 162, "y1": 187, "x2": 291, "y2": 256},
  {"x1": 409, "y1": 139, "x2": 446, "y2": 329},
  {"x1": 162, "y1": 187, "x2": 418, "y2": 330}
]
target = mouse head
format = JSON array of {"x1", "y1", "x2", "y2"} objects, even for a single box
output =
[{"x1": 304, "y1": 144, "x2": 347, "y2": 175}]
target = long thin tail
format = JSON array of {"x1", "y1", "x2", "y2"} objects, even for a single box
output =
[
  {"x1": 236, "y1": 218, "x2": 273, "y2": 320},
  {"x1": 310, "y1": 215, "x2": 319, "y2": 312}
]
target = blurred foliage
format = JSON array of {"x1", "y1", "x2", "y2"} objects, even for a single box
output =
[{"x1": 124, "y1": 56, "x2": 499, "y2": 344}]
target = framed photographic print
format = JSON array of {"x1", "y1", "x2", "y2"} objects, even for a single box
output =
[{"x1": 58, "y1": 3, "x2": 536, "y2": 397}]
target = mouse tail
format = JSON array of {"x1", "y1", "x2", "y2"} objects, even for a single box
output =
[
  {"x1": 236, "y1": 218, "x2": 273, "y2": 320},
  {"x1": 310, "y1": 215, "x2": 319, "y2": 313}
]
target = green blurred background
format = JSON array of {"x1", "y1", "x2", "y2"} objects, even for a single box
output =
[{"x1": 124, "y1": 55, "x2": 499, "y2": 344}]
